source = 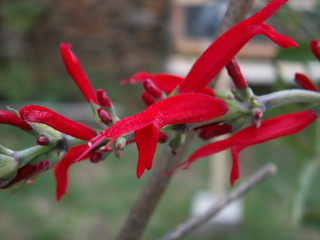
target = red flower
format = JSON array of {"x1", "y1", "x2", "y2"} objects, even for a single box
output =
[
  {"x1": 60, "y1": 43, "x2": 99, "y2": 105},
  {"x1": 173, "y1": 110, "x2": 317, "y2": 185},
  {"x1": 178, "y1": 0, "x2": 297, "y2": 93},
  {"x1": 20, "y1": 105, "x2": 97, "y2": 141}
]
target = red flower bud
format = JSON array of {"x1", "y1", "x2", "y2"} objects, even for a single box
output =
[
  {"x1": 89, "y1": 152, "x2": 103, "y2": 163},
  {"x1": 143, "y1": 79, "x2": 163, "y2": 98},
  {"x1": 97, "y1": 108, "x2": 113, "y2": 125},
  {"x1": 96, "y1": 89, "x2": 112, "y2": 108},
  {"x1": 37, "y1": 136, "x2": 49, "y2": 146},
  {"x1": 226, "y1": 58, "x2": 247, "y2": 89},
  {"x1": 141, "y1": 92, "x2": 156, "y2": 107},
  {"x1": 197, "y1": 123, "x2": 232, "y2": 140}
]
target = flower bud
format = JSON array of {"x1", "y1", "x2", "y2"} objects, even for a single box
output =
[
  {"x1": 98, "y1": 108, "x2": 113, "y2": 125},
  {"x1": 141, "y1": 92, "x2": 156, "y2": 107},
  {"x1": 96, "y1": 89, "x2": 112, "y2": 108},
  {"x1": 0, "y1": 155, "x2": 18, "y2": 180},
  {"x1": 158, "y1": 132, "x2": 168, "y2": 143},
  {"x1": 89, "y1": 152, "x2": 103, "y2": 163},
  {"x1": 226, "y1": 58, "x2": 247, "y2": 89},
  {"x1": 143, "y1": 79, "x2": 163, "y2": 98},
  {"x1": 37, "y1": 135, "x2": 50, "y2": 146},
  {"x1": 116, "y1": 137, "x2": 127, "y2": 150}
]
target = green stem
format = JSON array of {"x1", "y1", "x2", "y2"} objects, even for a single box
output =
[
  {"x1": 16, "y1": 145, "x2": 55, "y2": 166},
  {"x1": 258, "y1": 89, "x2": 320, "y2": 111}
]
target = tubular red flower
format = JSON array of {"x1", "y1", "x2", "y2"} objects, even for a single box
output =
[
  {"x1": 178, "y1": 0, "x2": 297, "y2": 93},
  {"x1": 310, "y1": 39, "x2": 320, "y2": 61},
  {"x1": 60, "y1": 43, "x2": 99, "y2": 105},
  {"x1": 0, "y1": 110, "x2": 32, "y2": 130},
  {"x1": 174, "y1": 110, "x2": 317, "y2": 185},
  {"x1": 20, "y1": 105, "x2": 97, "y2": 141},
  {"x1": 295, "y1": 73, "x2": 318, "y2": 92},
  {"x1": 226, "y1": 58, "x2": 247, "y2": 89}
]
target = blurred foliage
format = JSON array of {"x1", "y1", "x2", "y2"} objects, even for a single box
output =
[{"x1": 2, "y1": 1, "x2": 46, "y2": 33}]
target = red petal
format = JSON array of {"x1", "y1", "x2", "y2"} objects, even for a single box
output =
[
  {"x1": 134, "y1": 123, "x2": 160, "y2": 178},
  {"x1": 178, "y1": 0, "x2": 296, "y2": 93},
  {"x1": 20, "y1": 105, "x2": 97, "y2": 141},
  {"x1": 54, "y1": 144, "x2": 89, "y2": 201},
  {"x1": 295, "y1": 73, "x2": 318, "y2": 92},
  {"x1": 0, "y1": 110, "x2": 32, "y2": 130},
  {"x1": 60, "y1": 43, "x2": 99, "y2": 105}
]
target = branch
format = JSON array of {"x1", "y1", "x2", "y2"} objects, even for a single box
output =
[
  {"x1": 116, "y1": 133, "x2": 194, "y2": 240},
  {"x1": 116, "y1": 1, "x2": 257, "y2": 239},
  {"x1": 158, "y1": 163, "x2": 277, "y2": 240}
]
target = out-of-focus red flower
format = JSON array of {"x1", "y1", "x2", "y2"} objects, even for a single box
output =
[{"x1": 295, "y1": 73, "x2": 318, "y2": 92}]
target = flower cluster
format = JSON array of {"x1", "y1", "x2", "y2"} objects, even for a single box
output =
[{"x1": 0, "y1": 0, "x2": 319, "y2": 201}]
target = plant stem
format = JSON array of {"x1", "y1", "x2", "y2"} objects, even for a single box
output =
[
  {"x1": 258, "y1": 89, "x2": 320, "y2": 110},
  {"x1": 158, "y1": 164, "x2": 277, "y2": 240},
  {"x1": 116, "y1": 133, "x2": 194, "y2": 240}
]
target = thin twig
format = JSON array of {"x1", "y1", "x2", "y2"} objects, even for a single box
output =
[{"x1": 158, "y1": 164, "x2": 277, "y2": 240}]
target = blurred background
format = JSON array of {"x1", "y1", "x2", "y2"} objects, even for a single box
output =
[{"x1": 1, "y1": 0, "x2": 320, "y2": 239}]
